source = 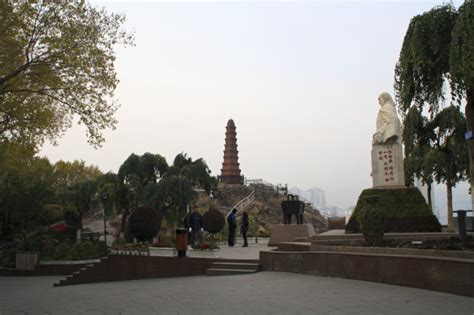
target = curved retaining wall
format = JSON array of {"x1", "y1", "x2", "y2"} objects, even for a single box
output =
[{"x1": 260, "y1": 250, "x2": 474, "y2": 297}]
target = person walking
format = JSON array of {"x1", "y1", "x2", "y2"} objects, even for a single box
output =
[
  {"x1": 241, "y1": 211, "x2": 249, "y2": 247},
  {"x1": 227, "y1": 208, "x2": 237, "y2": 247}
]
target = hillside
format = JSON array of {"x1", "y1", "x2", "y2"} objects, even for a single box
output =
[{"x1": 198, "y1": 183, "x2": 328, "y2": 236}]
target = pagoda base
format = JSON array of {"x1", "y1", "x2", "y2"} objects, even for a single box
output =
[{"x1": 219, "y1": 175, "x2": 243, "y2": 185}]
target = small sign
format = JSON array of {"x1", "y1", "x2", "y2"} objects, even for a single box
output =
[{"x1": 465, "y1": 131, "x2": 473, "y2": 140}]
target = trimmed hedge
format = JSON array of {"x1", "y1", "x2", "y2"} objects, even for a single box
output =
[
  {"x1": 125, "y1": 206, "x2": 162, "y2": 243},
  {"x1": 202, "y1": 209, "x2": 225, "y2": 234},
  {"x1": 358, "y1": 198, "x2": 385, "y2": 246},
  {"x1": 346, "y1": 187, "x2": 441, "y2": 233}
]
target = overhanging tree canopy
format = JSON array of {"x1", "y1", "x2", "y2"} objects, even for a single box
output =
[
  {"x1": 0, "y1": 1, "x2": 134, "y2": 148},
  {"x1": 394, "y1": 1, "x2": 474, "y2": 214}
]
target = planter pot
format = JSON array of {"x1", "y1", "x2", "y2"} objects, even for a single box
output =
[
  {"x1": 149, "y1": 247, "x2": 177, "y2": 257},
  {"x1": 16, "y1": 251, "x2": 39, "y2": 270},
  {"x1": 188, "y1": 249, "x2": 219, "y2": 258}
]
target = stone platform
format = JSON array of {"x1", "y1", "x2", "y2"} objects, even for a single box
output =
[{"x1": 268, "y1": 224, "x2": 315, "y2": 246}]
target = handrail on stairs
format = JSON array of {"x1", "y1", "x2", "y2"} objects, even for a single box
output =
[{"x1": 225, "y1": 189, "x2": 255, "y2": 218}]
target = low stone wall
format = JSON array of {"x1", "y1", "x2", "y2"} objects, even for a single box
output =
[
  {"x1": 260, "y1": 250, "x2": 474, "y2": 297},
  {"x1": 96, "y1": 255, "x2": 217, "y2": 283},
  {"x1": 0, "y1": 262, "x2": 92, "y2": 276},
  {"x1": 311, "y1": 232, "x2": 458, "y2": 246},
  {"x1": 55, "y1": 255, "x2": 258, "y2": 286},
  {"x1": 309, "y1": 245, "x2": 474, "y2": 260}
]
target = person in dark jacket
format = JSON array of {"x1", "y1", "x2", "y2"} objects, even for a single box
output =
[
  {"x1": 187, "y1": 208, "x2": 203, "y2": 248},
  {"x1": 227, "y1": 208, "x2": 237, "y2": 247},
  {"x1": 241, "y1": 211, "x2": 249, "y2": 247}
]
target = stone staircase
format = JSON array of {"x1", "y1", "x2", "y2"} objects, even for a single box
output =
[
  {"x1": 53, "y1": 257, "x2": 108, "y2": 287},
  {"x1": 207, "y1": 260, "x2": 260, "y2": 276}
]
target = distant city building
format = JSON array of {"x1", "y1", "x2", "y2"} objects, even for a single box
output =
[
  {"x1": 289, "y1": 186, "x2": 354, "y2": 218},
  {"x1": 219, "y1": 119, "x2": 243, "y2": 185}
]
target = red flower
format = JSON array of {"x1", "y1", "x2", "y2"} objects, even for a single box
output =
[
  {"x1": 49, "y1": 224, "x2": 68, "y2": 232},
  {"x1": 200, "y1": 243, "x2": 210, "y2": 249}
]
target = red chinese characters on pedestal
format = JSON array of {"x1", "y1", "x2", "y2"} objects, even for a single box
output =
[{"x1": 378, "y1": 150, "x2": 394, "y2": 182}]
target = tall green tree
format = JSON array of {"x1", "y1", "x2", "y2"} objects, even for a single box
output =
[
  {"x1": 96, "y1": 172, "x2": 120, "y2": 218},
  {"x1": 147, "y1": 175, "x2": 197, "y2": 227},
  {"x1": 168, "y1": 153, "x2": 217, "y2": 194},
  {"x1": 0, "y1": 153, "x2": 54, "y2": 236},
  {"x1": 53, "y1": 160, "x2": 101, "y2": 191},
  {"x1": 450, "y1": 1, "x2": 474, "y2": 209},
  {"x1": 395, "y1": 2, "x2": 474, "y2": 208},
  {"x1": 403, "y1": 107, "x2": 435, "y2": 207},
  {"x1": 0, "y1": 1, "x2": 134, "y2": 148},
  {"x1": 425, "y1": 107, "x2": 468, "y2": 231},
  {"x1": 63, "y1": 179, "x2": 98, "y2": 232},
  {"x1": 118, "y1": 153, "x2": 168, "y2": 206}
]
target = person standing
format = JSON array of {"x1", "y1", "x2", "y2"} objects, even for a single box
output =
[
  {"x1": 241, "y1": 211, "x2": 249, "y2": 247},
  {"x1": 188, "y1": 207, "x2": 203, "y2": 248},
  {"x1": 227, "y1": 208, "x2": 237, "y2": 247}
]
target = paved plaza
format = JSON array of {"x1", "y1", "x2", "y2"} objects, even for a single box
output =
[{"x1": 1, "y1": 272, "x2": 473, "y2": 314}]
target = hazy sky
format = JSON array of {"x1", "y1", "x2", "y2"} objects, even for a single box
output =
[{"x1": 40, "y1": 0, "x2": 469, "y2": 213}]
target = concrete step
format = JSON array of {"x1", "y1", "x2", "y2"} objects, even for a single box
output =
[
  {"x1": 211, "y1": 262, "x2": 259, "y2": 271},
  {"x1": 207, "y1": 268, "x2": 259, "y2": 276},
  {"x1": 53, "y1": 259, "x2": 106, "y2": 287}
]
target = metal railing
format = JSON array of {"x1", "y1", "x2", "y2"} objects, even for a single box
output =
[{"x1": 225, "y1": 189, "x2": 256, "y2": 218}]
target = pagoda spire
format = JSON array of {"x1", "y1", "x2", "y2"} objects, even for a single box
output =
[{"x1": 220, "y1": 119, "x2": 243, "y2": 185}]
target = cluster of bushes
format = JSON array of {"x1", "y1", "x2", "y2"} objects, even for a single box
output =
[
  {"x1": 2, "y1": 231, "x2": 105, "y2": 263},
  {"x1": 111, "y1": 238, "x2": 150, "y2": 251},
  {"x1": 40, "y1": 241, "x2": 104, "y2": 260}
]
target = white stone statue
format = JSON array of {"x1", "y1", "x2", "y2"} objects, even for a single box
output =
[
  {"x1": 371, "y1": 92, "x2": 405, "y2": 188},
  {"x1": 372, "y1": 92, "x2": 402, "y2": 145}
]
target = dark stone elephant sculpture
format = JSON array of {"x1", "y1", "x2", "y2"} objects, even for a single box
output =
[{"x1": 281, "y1": 194, "x2": 305, "y2": 224}]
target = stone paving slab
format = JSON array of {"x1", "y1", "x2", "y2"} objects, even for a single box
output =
[{"x1": 1, "y1": 272, "x2": 473, "y2": 314}]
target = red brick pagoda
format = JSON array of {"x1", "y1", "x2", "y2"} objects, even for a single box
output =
[{"x1": 220, "y1": 119, "x2": 243, "y2": 185}]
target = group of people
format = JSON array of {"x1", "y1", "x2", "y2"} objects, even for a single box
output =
[
  {"x1": 183, "y1": 207, "x2": 249, "y2": 248},
  {"x1": 226, "y1": 208, "x2": 249, "y2": 247}
]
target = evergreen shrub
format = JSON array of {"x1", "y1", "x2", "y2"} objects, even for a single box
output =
[
  {"x1": 358, "y1": 199, "x2": 385, "y2": 246},
  {"x1": 346, "y1": 188, "x2": 441, "y2": 233},
  {"x1": 54, "y1": 243, "x2": 73, "y2": 260},
  {"x1": 202, "y1": 209, "x2": 225, "y2": 233},
  {"x1": 125, "y1": 206, "x2": 162, "y2": 242}
]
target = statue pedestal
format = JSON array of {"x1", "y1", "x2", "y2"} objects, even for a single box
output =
[
  {"x1": 268, "y1": 224, "x2": 316, "y2": 246},
  {"x1": 371, "y1": 143, "x2": 405, "y2": 189}
]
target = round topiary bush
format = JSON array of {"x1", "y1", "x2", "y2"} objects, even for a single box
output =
[
  {"x1": 202, "y1": 209, "x2": 225, "y2": 233},
  {"x1": 125, "y1": 206, "x2": 162, "y2": 243}
]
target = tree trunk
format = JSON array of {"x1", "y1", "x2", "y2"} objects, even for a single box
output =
[
  {"x1": 427, "y1": 183, "x2": 433, "y2": 210},
  {"x1": 465, "y1": 88, "x2": 474, "y2": 211},
  {"x1": 447, "y1": 179, "x2": 454, "y2": 232}
]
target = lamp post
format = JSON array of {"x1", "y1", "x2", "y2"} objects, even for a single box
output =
[{"x1": 101, "y1": 193, "x2": 109, "y2": 255}]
